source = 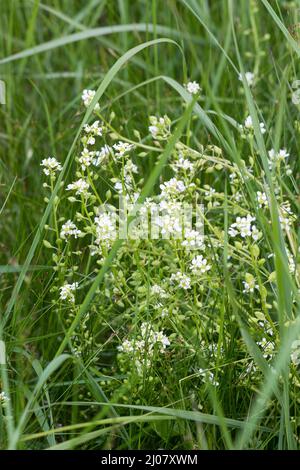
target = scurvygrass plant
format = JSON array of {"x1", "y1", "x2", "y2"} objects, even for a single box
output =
[{"x1": 0, "y1": 0, "x2": 299, "y2": 451}]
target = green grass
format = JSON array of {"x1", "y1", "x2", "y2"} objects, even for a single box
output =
[{"x1": 0, "y1": 0, "x2": 300, "y2": 450}]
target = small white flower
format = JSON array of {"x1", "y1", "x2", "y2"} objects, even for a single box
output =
[
  {"x1": 160, "y1": 177, "x2": 186, "y2": 198},
  {"x1": 268, "y1": 148, "x2": 289, "y2": 168},
  {"x1": 257, "y1": 191, "x2": 268, "y2": 208},
  {"x1": 59, "y1": 282, "x2": 78, "y2": 302},
  {"x1": 229, "y1": 214, "x2": 259, "y2": 240},
  {"x1": 170, "y1": 271, "x2": 191, "y2": 290},
  {"x1": 114, "y1": 181, "x2": 123, "y2": 193},
  {"x1": 94, "y1": 212, "x2": 117, "y2": 247},
  {"x1": 148, "y1": 115, "x2": 171, "y2": 140},
  {"x1": 242, "y1": 115, "x2": 266, "y2": 134},
  {"x1": 0, "y1": 391, "x2": 9, "y2": 404},
  {"x1": 41, "y1": 157, "x2": 62, "y2": 176},
  {"x1": 155, "y1": 331, "x2": 170, "y2": 349},
  {"x1": 117, "y1": 339, "x2": 134, "y2": 353},
  {"x1": 238, "y1": 71, "x2": 255, "y2": 87},
  {"x1": 113, "y1": 141, "x2": 134, "y2": 157},
  {"x1": 66, "y1": 178, "x2": 90, "y2": 196},
  {"x1": 60, "y1": 220, "x2": 82, "y2": 239},
  {"x1": 79, "y1": 148, "x2": 95, "y2": 170},
  {"x1": 173, "y1": 157, "x2": 194, "y2": 173},
  {"x1": 190, "y1": 255, "x2": 211, "y2": 274},
  {"x1": 182, "y1": 229, "x2": 204, "y2": 250},
  {"x1": 83, "y1": 120, "x2": 103, "y2": 136},
  {"x1": 242, "y1": 274, "x2": 258, "y2": 293},
  {"x1": 185, "y1": 81, "x2": 201, "y2": 95},
  {"x1": 81, "y1": 89, "x2": 100, "y2": 111},
  {"x1": 150, "y1": 284, "x2": 168, "y2": 298}
]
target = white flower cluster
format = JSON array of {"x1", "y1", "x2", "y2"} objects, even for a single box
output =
[
  {"x1": 81, "y1": 89, "x2": 100, "y2": 111},
  {"x1": 181, "y1": 229, "x2": 204, "y2": 250},
  {"x1": 91, "y1": 211, "x2": 117, "y2": 255},
  {"x1": 59, "y1": 282, "x2": 78, "y2": 302},
  {"x1": 279, "y1": 202, "x2": 295, "y2": 232},
  {"x1": 67, "y1": 178, "x2": 90, "y2": 196},
  {"x1": 257, "y1": 191, "x2": 268, "y2": 208},
  {"x1": 268, "y1": 148, "x2": 289, "y2": 167},
  {"x1": 41, "y1": 157, "x2": 62, "y2": 176},
  {"x1": 229, "y1": 214, "x2": 260, "y2": 241},
  {"x1": 241, "y1": 115, "x2": 266, "y2": 135},
  {"x1": 242, "y1": 273, "x2": 258, "y2": 293},
  {"x1": 0, "y1": 391, "x2": 9, "y2": 404},
  {"x1": 150, "y1": 284, "x2": 168, "y2": 298},
  {"x1": 118, "y1": 322, "x2": 170, "y2": 374},
  {"x1": 185, "y1": 81, "x2": 201, "y2": 95},
  {"x1": 170, "y1": 271, "x2": 191, "y2": 290},
  {"x1": 238, "y1": 71, "x2": 255, "y2": 87},
  {"x1": 172, "y1": 156, "x2": 194, "y2": 173},
  {"x1": 60, "y1": 220, "x2": 82, "y2": 240},
  {"x1": 113, "y1": 141, "x2": 134, "y2": 158},
  {"x1": 190, "y1": 255, "x2": 211, "y2": 275},
  {"x1": 160, "y1": 177, "x2": 186, "y2": 198},
  {"x1": 148, "y1": 115, "x2": 171, "y2": 140}
]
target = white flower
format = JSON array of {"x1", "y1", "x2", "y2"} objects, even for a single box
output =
[
  {"x1": 229, "y1": 214, "x2": 259, "y2": 240},
  {"x1": 268, "y1": 148, "x2": 289, "y2": 168},
  {"x1": 79, "y1": 148, "x2": 95, "y2": 170},
  {"x1": 148, "y1": 115, "x2": 171, "y2": 140},
  {"x1": 160, "y1": 178, "x2": 186, "y2": 198},
  {"x1": 242, "y1": 274, "x2": 258, "y2": 293},
  {"x1": 60, "y1": 220, "x2": 82, "y2": 239},
  {"x1": 124, "y1": 159, "x2": 138, "y2": 175},
  {"x1": 150, "y1": 284, "x2": 168, "y2": 298},
  {"x1": 185, "y1": 81, "x2": 201, "y2": 95},
  {"x1": 94, "y1": 212, "x2": 117, "y2": 248},
  {"x1": 81, "y1": 89, "x2": 100, "y2": 111},
  {"x1": 287, "y1": 250, "x2": 295, "y2": 273},
  {"x1": 113, "y1": 141, "x2": 134, "y2": 157},
  {"x1": 243, "y1": 115, "x2": 266, "y2": 134},
  {"x1": 41, "y1": 157, "x2": 62, "y2": 176},
  {"x1": 83, "y1": 120, "x2": 103, "y2": 136},
  {"x1": 173, "y1": 157, "x2": 194, "y2": 173},
  {"x1": 182, "y1": 229, "x2": 204, "y2": 250},
  {"x1": 190, "y1": 255, "x2": 211, "y2": 274},
  {"x1": 66, "y1": 178, "x2": 90, "y2": 196},
  {"x1": 257, "y1": 191, "x2": 268, "y2": 208},
  {"x1": 59, "y1": 282, "x2": 78, "y2": 302},
  {"x1": 0, "y1": 391, "x2": 9, "y2": 404},
  {"x1": 238, "y1": 71, "x2": 255, "y2": 87},
  {"x1": 114, "y1": 181, "x2": 123, "y2": 193},
  {"x1": 170, "y1": 271, "x2": 191, "y2": 290},
  {"x1": 117, "y1": 339, "x2": 134, "y2": 353},
  {"x1": 155, "y1": 331, "x2": 170, "y2": 349},
  {"x1": 149, "y1": 125, "x2": 158, "y2": 137}
]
